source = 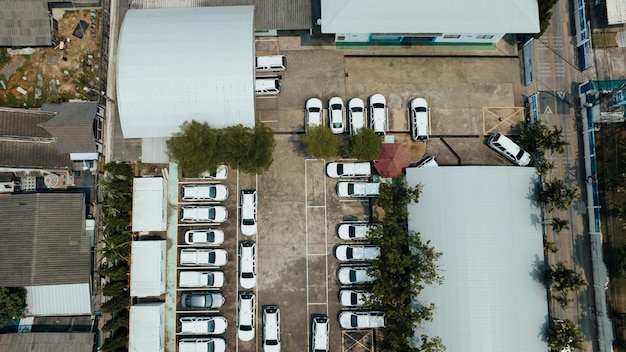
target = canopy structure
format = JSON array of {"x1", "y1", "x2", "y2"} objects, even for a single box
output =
[{"x1": 374, "y1": 143, "x2": 411, "y2": 178}]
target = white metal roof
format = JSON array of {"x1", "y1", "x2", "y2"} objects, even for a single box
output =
[
  {"x1": 321, "y1": 0, "x2": 539, "y2": 35},
  {"x1": 607, "y1": 0, "x2": 626, "y2": 24},
  {"x1": 25, "y1": 284, "x2": 91, "y2": 316},
  {"x1": 130, "y1": 241, "x2": 166, "y2": 297},
  {"x1": 129, "y1": 303, "x2": 165, "y2": 352},
  {"x1": 117, "y1": 6, "x2": 255, "y2": 138},
  {"x1": 132, "y1": 178, "x2": 167, "y2": 233},
  {"x1": 405, "y1": 166, "x2": 549, "y2": 352}
]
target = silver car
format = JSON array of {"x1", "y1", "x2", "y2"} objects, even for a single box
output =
[
  {"x1": 339, "y1": 289, "x2": 371, "y2": 307},
  {"x1": 181, "y1": 292, "x2": 225, "y2": 309},
  {"x1": 337, "y1": 266, "x2": 375, "y2": 285}
]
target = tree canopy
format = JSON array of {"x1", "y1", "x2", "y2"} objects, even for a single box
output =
[
  {"x1": 539, "y1": 178, "x2": 578, "y2": 212},
  {"x1": 546, "y1": 319, "x2": 584, "y2": 352},
  {"x1": 547, "y1": 262, "x2": 587, "y2": 293},
  {"x1": 519, "y1": 120, "x2": 567, "y2": 157},
  {"x1": 301, "y1": 125, "x2": 340, "y2": 159},
  {"x1": 347, "y1": 128, "x2": 383, "y2": 160},
  {"x1": 0, "y1": 287, "x2": 26, "y2": 328}
]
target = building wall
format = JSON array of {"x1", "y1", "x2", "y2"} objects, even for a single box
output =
[{"x1": 334, "y1": 32, "x2": 505, "y2": 45}]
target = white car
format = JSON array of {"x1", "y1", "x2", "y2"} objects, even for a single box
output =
[
  {"x1": 337, "y1": 223, "x2": 378, "y2": 241},
  {"x1": 336, "y1": 182, "x2": 380, "y2": 197},
  {"x1": 335, "y1": 245, "x2": 380, "y2": 261},
  {"x1": 180, "y1": 206, "x2": 228, "y2": 223},
  {"x1": 201, "y1": 165, "x2": 228, "y2": 180},
  {"x1": 180, "y1": 248, "x2": 228, "y2": 267},
  {"x1": 179, "y1": 338, "x2": 225, "y2": 352},
  {"x1": 305, "y1": 98, "x2": 323, "y2": 131},
  {"x1": 179, "y1": 271, "x2": 225, "y2": 288},
  {"x1": 416, "y1": 155, "x2": 438, "y2": 168},
  {"x1": 348, "y1": 98, "x2": 365, "y2": 135},
  {"x1": 339, "y1": 289, "x2": 371, "y2": 307},
  {"x1": 181, "y1": 184, "x2": 228, "y2": 201},
  {"x1": 328, "y1": 97, "x2": 345, "y2": 134},
  {"x1": 181, "y1": 292, "x2": 225, "y2": 309},
  {"x1": 311, "y1": 315, "x2": 329, "y2": 352},
  {"x1": 239, "y1": 241, "x2": 257, "y2": 289},
  {"x1": 337, "y1": 266, "x2": 375, "y2": 285},
  {"x1": 338, "y1": 311, "x2": 386, "y2": 329},
  {"x1": 241, "y1": 190, "x2": 258, "y2": 236},
  {"x1": 326, "y1": 162, "x2": 371, "y2": 178},
  {"x1": 263, "y1": 305, "x2": 281, "y2": 352},
  {"x1": 238, "y1": 292, "x2": 255, "y2": 341},
  {"x1": 409, "y1": 98, "x2": 430, "y2": 141},
  {"x1": 184, "y1": 229, "x2": 224, "y2": 246},
  {"x1": 369, "y1": 94, "x2": 387, "y2": 135},
  {"x1": 179, "y1": 316, "x2": 228, "y2": 334}
]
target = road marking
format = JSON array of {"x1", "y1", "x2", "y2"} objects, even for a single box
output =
[{"x1": 544, "y1": 105, "x2": 553, "y2": 114}]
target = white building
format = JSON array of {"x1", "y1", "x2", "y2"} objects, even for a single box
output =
[
  {"x1": 130, "y1": 241, "x2": 166, "y2": 297},
  {"x1": 132, "y1": 177, "x2": 168, "y2": 233},
  {"x1": 129, "y1": 302, "x2": 165, "y2": 352}
]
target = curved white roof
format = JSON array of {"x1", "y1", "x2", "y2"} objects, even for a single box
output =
[{"x1": 117, "y1": 7, "x2": 255, "y2": 138}]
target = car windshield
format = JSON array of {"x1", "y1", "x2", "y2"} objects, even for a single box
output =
[
  {"x1": 266, "y1": 340, "x2": 279, "y2": 346},
  {"x1": 351, "y1": 293, "x2": 358, "y2": 305},
  {"x1": 331, "y1": 104, "x2": 342, "y2": 110},
  {"x1": 415, "y1": 107, "x2": 427, "y2": 112},
  {"x1": 209, "y1": 187, "x2": 216, "y2": 198},
  {"x1": 243, "y1": 219, "x2": 255, "y2": 226},
  {"x1": 333, "y1": 122, "x2": 342, "y2": 128},
  {"x1": 336, "y1": 164, "x2": 344, "y2": 175},
  {"x1": 351, "y1": 315, "x2": 358, "y2": 326},
  {"x1": 206, "y1": 232, "x2": 215, "y2": 242},
  {"x1": 209, "y1": 208, "x2": 215, "y2": 219},
  {"x1": 241, "y1": 325, "x2": 253, "y2": 331},
  {"x1": 516, "y1": 150, "x2": 526, "y2": 160},
  {"x1": 346, "y1": 247, "x2": 354, "y2": 259},
  {"x1": 208, "y1": 252, "x2": 215, "y2": 263},
  {"x1": 352, "y1": 107, "x2": 363, "y2": 112},
  {"x1": 207, "y1": 274, "x2": 214, "y2": 286},
  {"x1": 348, "y1": 226, "x2": 355, "y2": 238},
  {"x1": 349, "y1": 270, "x2": 356, "y2": 282},
  {"x1": 373, "y1": 103, "x2": 384, "y2": 108},
  {"x1": 242, "y1": 272, "x2": 254, "y2": 279},
  {"x1": 208, "y1": 320, "x2": 215, "y2": 332},
  {"x1": 207, "y1": 341, "x2": 215, "y2": 352},
  {"x1": 309, "y1": 107, "x2": 320, "y2": 113},
  {"x1": 347, "y1": 184, "x2": 354, "y2": 194}
]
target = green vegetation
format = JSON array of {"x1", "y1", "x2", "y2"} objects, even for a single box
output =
[
  {"x1": 0, "y1": 49, "x2": 9, "y2": 66},
  {"x1": 346, "y1": 127, "x2": 383, "y2": 161},
  {"x1": 301, "y1": 125, "x2": 340, "y2": 159},
  {"x1": 519, "y1": 120, "x2": 567, "y2": 158},
  {"x1": 167, "y1": 120, "x2": 275, "y2": 176},
  {"x1": 366, "y1": 178, "x2": 444, "y2": 352},
  {"x1": 0, "y1": 287, "x2": 26, "y2": 328},
  {"x1": 539, "y1": 178, "x2": 578, "y2": 212},
  {"x1": 535, "y1": 0, "x2": 559, "y2": 39},
  {"x1": 547, "y1": 261, "x2": 587, "y2": 293},
  {"x1": 550, "y1": 218, "x2": 570, "y2": 234},
  {"x1": 546, "y1": 319, "x2": 584, "y2": 352}
]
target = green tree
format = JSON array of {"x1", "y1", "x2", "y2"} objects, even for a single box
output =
[
  {"x1": 166, "y1": 120, "x2": 220, "y2": 178},
  {"x1": 539, "y1": 178, "x2": 578, "y2": 212},
  {"x1": 0, "y1": 287, "x2": 26, "y2": 328},
  {"x1": 100, "y1": 263, "x2": 130, "y2": 281},
  {"x1": 221, "y1": 122, "x2": 275, "y2": 174},
  {"x1": 544, "y1": 240, "x2": 559, "y2": 253},
  {"x1": 100, "y1": 328, "x2": 129, "y2": 352},
  {"x1": 546, "y1": 319, "x2": 584, "y2": 352},
  {"x1": 547, "y1": 262, "x2": 587, "y2": 293},
  {"x1": 550, "y1": 218, "x2": 569, "y2": 234},
  {"x1": 103, "y1": 162, "x2": 134, "y2": 181},
  {"x1": 554, "y1": 293, "x2": 573, "y2": 310},
  {"x1": 346, "y1": 128, "x2": 383, "y2": 161},
  {"x1": 102, "y1": 310, "x2": 129, "y2": 332},
  {"x1": 519, "y1": 120, "x2": 567, "y2": 157},
  {"x1": 415, "y1": 335, "x2": 447, "y2": 352},
  {"x1": 100, "y1": 294, "x2": 129, "y2": 314},
  {"x1": 536, "y1": 159, "x2": 555, "y2": 177},
  {"x1": 102, "y1": 280, "x2": 129, "y2": 297},
  {"x1": 301, "y1": 125, "x2": 339, "y2": 159}
]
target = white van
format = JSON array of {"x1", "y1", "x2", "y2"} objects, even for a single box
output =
[
  {"x1": 255, "y1": 78, "x2": 281, "y2": 96},
  {"x1": 311, "y1": 316, "x2": 329, "y2": 352},
  {"x1": 256, "y1": 55, "x2": 286, "y2": 72},
  {"x1": 487, "y1": 133, "x2": 531, "y2": 166}
]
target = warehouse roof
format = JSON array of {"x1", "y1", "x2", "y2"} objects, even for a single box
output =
[
  {"x1": 117, "y1": 6, "x2": 255, "y2": 138},
  {"x1": 405, "y1": 166, "x2": 548, "y2": 352},
  {"x1": 130, "y1": 241, "x2": 166, "y2": 297},
  {"x1": 0, "y1": 0, "x2": 53, "y2": 47},
  {"x1": 321, "y1": 0, "x2": 539, "y2": 35},
  {"x1": 0, "y1": 332, "x2": 94, "y2": 352}
]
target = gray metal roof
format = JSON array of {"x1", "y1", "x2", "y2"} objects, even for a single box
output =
[
  {"x1": 117, "y1": 6, "x2": 255, "y2": 138},
  {"x1": 41, "y1": 102, "x2": 98, "y2": 154},
  {"x1": 130, "y1": 0, "x2": 312, "y2": 30},
  {"x1": 0, "y1": 193, "x2": 90, "y2": 287},
  {"x1": 0, "y1": 332, "x2": 94, "y2": 352},
  {"x1": 0, "y1": 0, "x2": 53, "y2": 47},
  {"x1": 321, "y1": 0, "x2": 539, "y2": 35},
  {"x1": 405, "y1": 166, "x2": 549, "y2": 352}
]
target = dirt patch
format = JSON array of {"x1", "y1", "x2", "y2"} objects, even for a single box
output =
[{"x1": 0, "y1": 8, "x2": 102, "y2": 107}]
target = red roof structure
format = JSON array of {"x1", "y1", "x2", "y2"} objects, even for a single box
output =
[{"x1": 374, "y1": 143, "x2": 411, "y2": 178}]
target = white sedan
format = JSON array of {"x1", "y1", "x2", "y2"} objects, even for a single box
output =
[
  {"x1": 179, "y1": 338, "x2": 225, "y2": 352},
  {"x1": 369, "y1": 94, "x2": 387, "y2": 135},
  {"x1": 338, "y1": 311, "x2": 386, "y2": 329},
  {"x1": 181, "y1": 184, "x2": 228, "y2": 201},
  {"x1": 337, "y1": 223, "x2": 378, "y2": 240},
  {"x1": 409, "y1": 97, "x2": 429, "y2": 141},
  {"x1": 348, "y1": 98, "x2": 365, "y2": 135},
  {"x1": 305, "y1": 98, "x2": 323, "y2": 131},
  {"x1": 184, "y1": 229, "x2": 225, "y2": 246},
  {"x1": 337, "y1": 266, "x2": 375, "y2": 285},
  {"x1": 335, "y1": 245, "x2": 381, "y2": 261},
  {"x1": 339, "y1": 289, "x2": 371, "y2": 307},
  {"x1": 328, "y1": 97, "x2": 345, "y2": 134},
  {"x1": 179, "y1": 316, "x2": 228, "y2": 335},
  {"x1": 326, "y1": 162, "x2": 371, "y2": 178}
]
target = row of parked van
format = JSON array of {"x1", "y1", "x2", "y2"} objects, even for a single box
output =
[{"x1": 255, "y1": 55, "x2": 286, "y2": 96}]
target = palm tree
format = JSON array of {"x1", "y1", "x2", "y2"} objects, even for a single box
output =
[
  {"x1": 539, "y1": 178, "x2": 578, "y2": 212},
  {"x1": 544, "y1": 240, "x2": 559, "y2": 253},
  {"x1": 546, "y1": 319, "x2": 584, "y2": 351},
  {"x1": 547, "y1": 262, "x2": 587, "y2": 293},
  {"x1": 550, "y1": 218, "x2": 570, "y2": 234}
]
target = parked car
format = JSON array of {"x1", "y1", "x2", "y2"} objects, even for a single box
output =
[
  {"x1": 408, "y1": 98, "x2": 429, "y2": 141},
  {"x1": 311, "y1": 315, "x2": 329, "y2": 352},
  {"x1": 335, "y1": 245, "x2": 381, "y2": 261},
  {"x1": 240, "y1": 190, "x2": 258, "y2": 236},
  {"x1": 180, "y1": 206, "x2": 228, "y2": 223},
  {"x1": 305, "y1": 98, "x2": 323, "y2": 131},
  {"x1": 184, "y1": 229, "x2": 224, "y2": 246},
  {"x1": 415, "y1": 155, "x2": 438, "y2": 168},
  {"x1": 179, "y1": 316, "x2": 228, "y2": 334},
  {"x1": 238, "y1": 292, "x2": 255, "y2": 341},
  {"x1": 336, "y1": 182, "x2": 380, "y2": 197},
  {"x1": 179, "y1": 271, "x2": 225, "y2": 288},
  {"x1": 181, "y1": 184, "x2": 228, "y2": 201},
  {"x1": 326, "y1": 162, "x2": 371, "y2": 178},
  {"x1": 348, "y1": 98, "x2": 365, "y2": 135},
  {"x1": 263, "y1": 305, "x2": 281, "y2": 352},
  {"x1": 369, "y1": 94, "x2": 387, "y2": 135},
  {"x1": 256, "y1": 55, "x2": 286, "y2": 72},
  {"x1": 200, "y1": 165, "x2": 228, "y2": 180},
  {"x1": 255, "y1": 78, "x2": 281, "y2": 96},
  {"x1": 328, "y1": 97, "x2": 345, "y2": 134},
  {"x1": 337, "y1": 223, "x2": 378, "y2": 241},
  {"x1": 178, "y1": 338, "x2": 225, "y2": 352},
  {"x1": 487, "y1": 132, "x2": 531, "y2": 166},
  {"x1": 337, "y1": 266, "x2": 375, "y2": 285},
  {"x1": 339, "y1": 289, "x2": 371, "y2": 307},
  {"x1": 338, "y1": 311, "x2": 386, "y2": 329},
  {"x1": 181, "y1": 292, "x2": 225, "y2": 309},
  {"x1": 180, "y1": 248, "x2": 228, "y2": 267},
  {"x1": 239, "y1": 241, "x2": 257, "y2": 289}
]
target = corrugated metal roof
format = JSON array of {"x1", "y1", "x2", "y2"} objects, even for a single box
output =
[
  {"x1": 132, "y1": 177, "x2": 167, "y2": 232},
  {"x1": 130, "y1": 0, "x2": 312, "y2": 30},
  {"x1": 607, "y1": 0, "x2": 626, "y2": 24},
  {"x1": 129, "y1": 303, "x2": 165, "y2": 352},
  {"x1": 405, "y1": 166, "x2": 548, "y2": 352},
  {"x1": 0, "y1": 332, "x2": 94, "y2": 352},
  {"x1": 0, "y1": 0, "x2": 53, "y2": 47},
  {"x1": 321, "y1": 0, "x2": 539, "y2": 35},
  {"x1": 25, "y1": 283, "x2": 91, "y2": 316},
  {"x1": 141, "y1": 137, "x2": 169, "y2": 163},
  {"x1": 0, "y1": 193, "x2": 89, "y2": 286},
  {"x1": 117, "y1": 7, "x2": 255, "y2": 138},
  {"x1": 41, "y1": 102, "x2": 98, "y2": 154},
  {"x1": 130, "y1": 241, "x2": 166, "y2": 297}
]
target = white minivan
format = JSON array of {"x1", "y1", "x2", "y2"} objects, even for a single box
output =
[
  {"x1": 255, "y1": 78, "x2": 281, "y2": 96},
  {"x1": 487, "y1": 133, "x2": 531, "y2": 166},
  {"x1": 311, "y1": 315, "x2": 329, "y2": 352},
  {"x1": 256, "y1": 55, "x2": 286, "y2": 72}
]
